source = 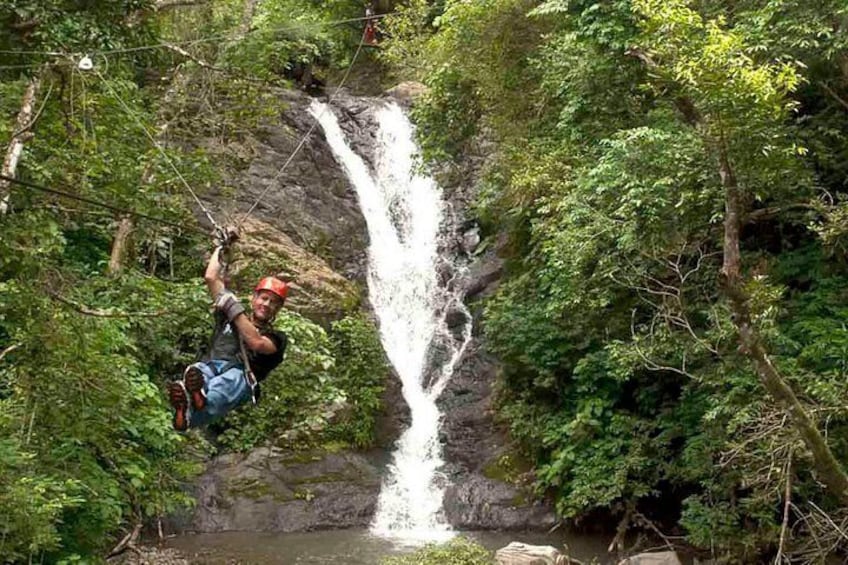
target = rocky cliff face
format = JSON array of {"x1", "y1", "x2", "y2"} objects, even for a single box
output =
[
  {"x1": 198, "y1": 88, "x2": 367, "y2": 320},
  {"x1": 435, "y1": 134, "x2": 557, "y2": 531},
  {"x1": 187, "y1": 85, "x2": 553, "y2": 535}
]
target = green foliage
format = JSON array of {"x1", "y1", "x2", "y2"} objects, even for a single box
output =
[
  {"x1": 325, "y1": 314, "x2": 387, "y2": 447},
  {"x1": 0, "y1": 439, "x2": 83, "y2": 561},
  {"x1": 0, "y1": 1, "x2": 157, "y2": 73},
  {"x1": 391, "y1": 0, "x2": 848, "y2": 559},
  {"x1": 381, "y1": 537, "x2": 491, "y2": 565},
  {"x1": 0, "y1": 270, "x2": 206, "y2": 560}
]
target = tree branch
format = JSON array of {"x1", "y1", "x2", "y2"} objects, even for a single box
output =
[
  {"x1": 108, "y1": 216, "x2": 135, "y2": 276},
  {"x1": 629, "y1": 46, "x2": 848, "y2": 506},
  {"x1": 625, "y1": 47, "x2": 701, "y2": 125},
  {"x1": 0, "y1": 343, "x2": 21, "y2": 363},
  {"x1": 1, "y1": 75, "x2": 42, "y2": 214},
  {"x1": 745, "y1": 203, "x2": 818, "y2": 224},
  {"x1": 107, "y1": 522, "x2": 143, "y2": 558},
  {"x1": 164, "y1": 44, "x2": 268, "y2": 83},
  {"x1": 775, "y1": 450, "x2": 793, "y2": 564},
  {"x1": 48, "y1": 290, "x2": 166, "y2": 318},
  {"x1": 155, "y1": 0, "x2": 210, "y2": 11},
  {"x1": 819, "y1": 82, "x2": 848, "y2": 113}
]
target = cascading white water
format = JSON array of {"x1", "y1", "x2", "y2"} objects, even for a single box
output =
[{"x1": 310, "y1": 99, "x2": 471, "y2": 543}]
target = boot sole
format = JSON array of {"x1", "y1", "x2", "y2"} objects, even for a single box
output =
[
  {"x1": 184, "y1": 367, "x2": 206, "y2": 412},
  {"x1": 168, "y1": 382, "x2": 189, "y2": 432}
]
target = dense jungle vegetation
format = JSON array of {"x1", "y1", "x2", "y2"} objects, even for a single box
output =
[
  {"x1": 382, "y1": 0, "x2": 848, "y2": 561},
  {"x1": 5, "y1": 0, "x2": 848, "y2": 563},
  {"x1": 0, "y1": 1, "x2": 387, "y2": 562}
]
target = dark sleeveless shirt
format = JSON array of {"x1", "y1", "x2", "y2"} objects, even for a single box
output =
[{"x1": 203, "y1": 311, "x2": 287, "y2": 382}]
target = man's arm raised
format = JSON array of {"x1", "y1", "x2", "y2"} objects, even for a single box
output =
[{"x1": 204, "y1": 246, "x2": 226, "y2": 298}]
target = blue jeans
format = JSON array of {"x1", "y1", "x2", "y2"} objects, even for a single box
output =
[{"x1": 188, "y1": 360, "x2": 251, "y2": 428}]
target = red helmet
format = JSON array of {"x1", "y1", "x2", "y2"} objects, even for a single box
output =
[{"x1": 254, "y1": 277, "x2": 288, "y2": 302}]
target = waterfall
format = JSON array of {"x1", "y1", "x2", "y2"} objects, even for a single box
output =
[{"x1": 310, "y1": 99, "x2": 471, "y2": 543}]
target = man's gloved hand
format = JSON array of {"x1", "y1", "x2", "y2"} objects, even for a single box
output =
[
  {"x1": 214, "y1": 225, "x2": 240, "y2": 249},
  {"x1": 214, "y1": 290, "x2": 245, "y2": 322}
]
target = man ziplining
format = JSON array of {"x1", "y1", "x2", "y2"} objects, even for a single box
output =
[{"x1": 168, "y1": 235, "x2": 289, "y2": 431}]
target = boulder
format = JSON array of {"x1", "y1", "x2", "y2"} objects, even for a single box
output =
[
  {"x1": 188, "y1": 448, "x2": 382, "y2": 533},
  {"x1": 618, "y1": 551, "x2": 683, "y2": 565},
  {"x1": 495, "y1": 542, "x2": 567, "y2": 565},
  {"x1": 443, "y1": 474, "x2": 557, "y2": 531},
  {"x1": 384, "y1": 81, "x2": 429, "y2": 105},
  {"x1": 461, "y1": 224, "x2": 481, "y2": 255}
]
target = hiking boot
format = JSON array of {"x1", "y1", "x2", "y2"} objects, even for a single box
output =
[
  {"x1": 184, "y1": 366, "x2": 206, "y2": 412},
  {"x1": 168, "y1": 381, "x2": 189, "y2": 432}
]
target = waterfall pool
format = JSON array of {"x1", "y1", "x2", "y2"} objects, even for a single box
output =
[{"x1": 166, "y1": 528, "x2": 614, "y2": 564}]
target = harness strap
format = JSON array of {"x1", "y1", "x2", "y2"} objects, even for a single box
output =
[{"x1": 235, "y1": 327, "x2": 258, "y2": 405}]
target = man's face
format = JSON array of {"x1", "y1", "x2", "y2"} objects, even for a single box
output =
[{"x1": 251, "y1": 289, "x2": 284, "y2": 323}]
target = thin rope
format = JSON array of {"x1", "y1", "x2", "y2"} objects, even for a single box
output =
[
  {"x1": 0, "y1": 173, "x2": 207, "y2": 234},
  {"x1": 4, "y1": 14, "x2": 380, "y2": 232},
  {"x1": 237, "y1": 28, "x2": 368, "y2": 227},
  {"x1": 0, "y1": 50, "x2": 64, "y2": 56},
  {"x1": 97, "y1": 14, "x2": 387, "y2": 55},
  {"x1": 91, "y1": 66, "x2": 222, "y2": 231},
  {"x1": 0, "y1": 63, "x2": 46, "y2": 70}
]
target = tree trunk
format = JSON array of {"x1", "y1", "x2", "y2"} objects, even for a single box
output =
[
  {"x1": 718, "y1": 142, "x2": 848, "y2": 506},
  {"x1": 108, "y1": 216, "x2": 134, "y2": 275},
  {"x1": 105, "y1": 57, "x2": 193, "y2": 275},
  {"x1": 1, "y1": 76, "x2": 41, "y2": 215}
]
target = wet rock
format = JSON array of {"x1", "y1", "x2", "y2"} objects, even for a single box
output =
[
  {"x1": 461, "y1": 224, "x2": 481, "y2": 255},
  {"x1": 332, "y1": 96, "x2": 381, "y2": 173},
  {"x1": 437, "y1": 339, "x2": 499, "y2": 469},
  {"x1": 375, "y1": 366, "x2": 411, "y2": 449},
  {"x1": 445, "y1": 307, "x2": 468, "y2": 330},
  {"x1": 431, "y1": 118, "x2": 560, "y2": 532},
  {"x1": 618, "y1": 552, "x2": 683, "y2": 565},
  {"x1": 187, "y1": 448, "x2": 382, "y2": 533},
  {"x1": 464, "y1": 251, "x2": 505, "y2": 303},
  {"x1": 437, "y1": 341, "x2": 556, "y2": 531},
  {"x1": 443, "y1": 475, "x2": 556, "y2": 530},
  {"x1": 495, "y1": 542, "x2": 567, "y2": 565},
  {"x1": 444, "y1": 307, "x2": 470, "y2": 342}
]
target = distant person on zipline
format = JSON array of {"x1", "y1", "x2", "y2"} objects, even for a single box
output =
[
  {"x1": 168, "y1": 236, "x2": 288, "y2": 431},
  {"x1": 364, "y1": 6, "x2": 379, "y2": 46}
]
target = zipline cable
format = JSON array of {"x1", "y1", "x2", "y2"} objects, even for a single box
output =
[
  {"x1": 91, "y1": 65, "x2": 223, "y2": 232},
  {"x1": 0, "y1": 14, "x2": 388, "y2": 58},
  {"x1": 236, "y1": 26, "x2": 369, "y2": 228},
  {"x1": 0, "y1": 173, "x2": 207, "y2": 234}
]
